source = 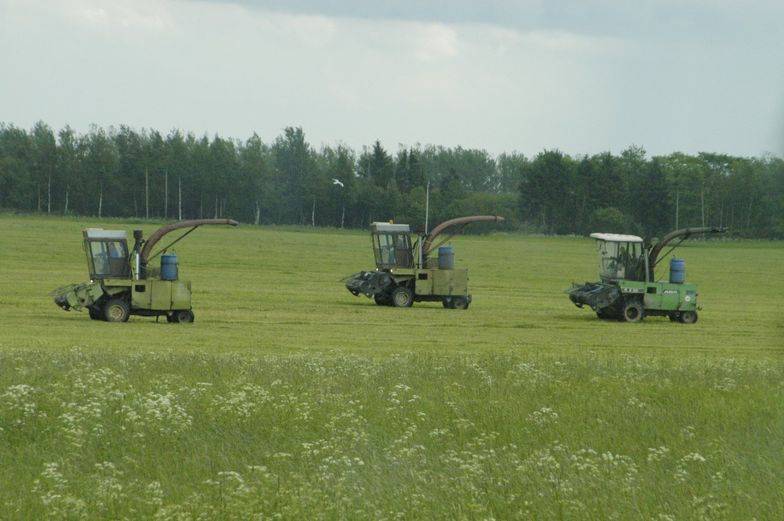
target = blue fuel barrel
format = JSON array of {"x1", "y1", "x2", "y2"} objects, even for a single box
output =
[
  {"x1": 438, "y1": 245, "x2": 454, "y2": 270},
  {"x1": 161, "y1": 253, "x2": 178, "y2": 281},
  {"x1": 669, "y1": 258, "x2": 685, "y2": 284}
]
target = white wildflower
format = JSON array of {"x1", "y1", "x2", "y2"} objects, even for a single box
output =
[
  {"x1": 527, "y1": 407, "x2": 559, "y2": 426},
  {"x1": 2, "y1": 384, "x2": 40, "y2": 425},
  {"x1": 647, "y1": 446, "x2": 671, "y2": 463}
]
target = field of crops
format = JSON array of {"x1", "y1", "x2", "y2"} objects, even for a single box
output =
[{"x1": 1, "y1": 214, "x2": 782, "y2": 520}]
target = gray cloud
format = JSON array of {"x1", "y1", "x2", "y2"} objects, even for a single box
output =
[{"x1": 203, "y1": 0, "x2": 784, "y2": 44}]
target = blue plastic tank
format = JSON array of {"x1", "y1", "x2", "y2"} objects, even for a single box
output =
[
  {"x1": 669, "y1": 258, "x2": 685, "y2": 284},
  {"x1": 438, "y1": 245, "x2": 454, "y2": 270},
  {"x1": 161, "y1": 253, "x2": 178, "y2": 281}
]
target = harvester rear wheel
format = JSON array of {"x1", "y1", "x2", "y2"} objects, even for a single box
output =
[
  {"x1": 679, "y1": 311, "x2": 698, "y2": 324},
  {"x1": 173, "y1": 310, "x2": 195, "y2": 323},
  {"x1": 622, "y1": 301, "x2": 644, "y2": 323},
  {"x1": 391, "y1": 287, "x2": 414, "y2": 308},
  {"x1": 451, "y1": 297, "x2": 469, "y2": 310},
  {"x1": 103, "y1": 299, "x2": 130, "y2": 323}
]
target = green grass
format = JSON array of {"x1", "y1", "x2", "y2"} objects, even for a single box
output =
[{"x1": 0, "y1": 214, "x2": 782, "y2": 520}]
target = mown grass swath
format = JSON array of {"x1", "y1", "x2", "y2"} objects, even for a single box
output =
[{"x1": 0, "y1": 214, "x2": 782, "y2": 520}]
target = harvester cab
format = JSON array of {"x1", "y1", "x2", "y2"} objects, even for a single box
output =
[
  {"x1": 567, "y1": 227, "x2": 727, "y2": 323},
  {"x1": 345, "y1": 215, "x2": 504, "y2": 309},
  {"x1": 593, "y1": 233, "x2": 647, "y2": 283},
  {"x1": 371, "y1": 222, "x2": 414, "y2": 270},
  {"x1": 54, "y1": 219, "x2": 238, "y2": 323},
  {"x1": 84, "y1": 229, "x2": 132, "y2": 280}
]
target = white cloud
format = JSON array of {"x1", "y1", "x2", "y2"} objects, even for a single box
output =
[
  {"x1": 411, "y1": 23, "x2": 458, "y2": 62},
  {"x1": 0, "y1": 0, "x2": 781, "y2": 156},
  {"x1": 261, "y1": 11, "x2": 338, "y2": 48},
  {"x1": 10, "y1": 0, "x2": 176, "y2": 32}
]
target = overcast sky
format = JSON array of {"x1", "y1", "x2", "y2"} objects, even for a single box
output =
[{"x1": 1, "y1": 0, "x2": 782, "y2": 157}]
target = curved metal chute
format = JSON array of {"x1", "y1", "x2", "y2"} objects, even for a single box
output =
[
  {"x1": 141, "y1": 218, "x2": 238, "y2": 264},
  {"x1": 422, "y1": 215, "x2": 504, "y2": 257},
  {"x1": 647, "y1": 226, "x2": 727, "y2": 279}
]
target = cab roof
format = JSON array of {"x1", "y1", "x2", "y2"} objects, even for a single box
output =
[
  {"x1": 83, "y1": 228, "x2": 128, "y2": 241},
  {"x1": 370, "y1": 222, "x2": 410, "y2": 233},
  {"x1": 589, "y1": 232, "x2": 643, "y2": 243}
]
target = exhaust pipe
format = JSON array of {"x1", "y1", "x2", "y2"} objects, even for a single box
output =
[{"x1": 133, "y1": 229, "x2": 143, "y2": 280}]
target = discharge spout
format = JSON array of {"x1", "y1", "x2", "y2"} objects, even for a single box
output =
[
  {"x1": 647, "y1": 226, "x2": 727, "y2": 280},
  {"x1": 140, "y1": 218, "x2": 238, "y2": 266},
  {"x1": 422, "y1": 215, "x2": 504, "y2": 259}
]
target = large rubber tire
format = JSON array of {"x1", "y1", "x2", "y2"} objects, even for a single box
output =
[
  {"x1": 103, "y1": 298, "x2": 130, "y2": 323},
  {"x1": 172, "y1": 310, "x2": 195, "y2": 323},
  {"x1": 679, "y1": 311, "x2": 698, "y2": 324},
  {"x1": 622, "y1": 300, "x2": 644, "y2": 323},
  {"x1": 391, "y1": 287, "x2": 414, "y2": 308},
  {"x1": 451, "y1": 297, "x2": 469, "y2": 310},
  {"x1": 88, "y1": 306, "x2": 105, "y2": 321}
]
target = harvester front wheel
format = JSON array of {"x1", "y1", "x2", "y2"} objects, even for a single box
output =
[
  {"x1": 622, "y1": 301, "x2": 644, "y2": 323},
  {"x1": 679, "y1": 311, "x2": 698, "y2": 324},
  {"x1": 88, "y1": 306, "x2": 105, "y2": 321},
  {"x1": 391, "y1": 287, "x2": 414, "y2": 308},
  {"x1": 103, "y1": 299, "x2": 130, "y2": 323}
]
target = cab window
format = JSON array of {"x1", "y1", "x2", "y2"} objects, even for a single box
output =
[
  {"x1": 373, "y1": 233, "x2": 413, "y2": 269},
  {"x1": 598, "y1": 241, "x2": 644, "y2": 281},
  {"x1": 89, "y1": 240, "x2": 129, "y2": 278}
]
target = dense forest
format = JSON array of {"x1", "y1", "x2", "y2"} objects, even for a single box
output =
[{"x1": 1, "y1": 122, "x2": 783, "y2": 238}]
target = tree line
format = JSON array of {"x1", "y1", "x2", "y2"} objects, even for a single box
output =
[{"x1": 1, "y1": 122, "x2": 782, "y2": 238}]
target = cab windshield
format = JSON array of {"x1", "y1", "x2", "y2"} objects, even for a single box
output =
[
  {"x1": 88, "y1": 240, "x2": 130, "y2": 278},
  {"x1": 373, "y1": 232, "x2": 413, "y2": 269},
  {"x1": 598, "y1": 240, "x2": 644, "y2": 281}
]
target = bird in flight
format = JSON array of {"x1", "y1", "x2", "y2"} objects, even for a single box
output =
[{"x1": 332, "y1": 178, "x2": 344, "y2": 187}]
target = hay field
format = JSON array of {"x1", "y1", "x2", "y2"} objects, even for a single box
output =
[{"x1": 0, "y1": 215, "x2": 782, "y2": 520}]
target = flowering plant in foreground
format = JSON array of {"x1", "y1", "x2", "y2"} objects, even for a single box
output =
[{"x1": 0, "y1": 349, "x2": 781, "y2": 520}]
